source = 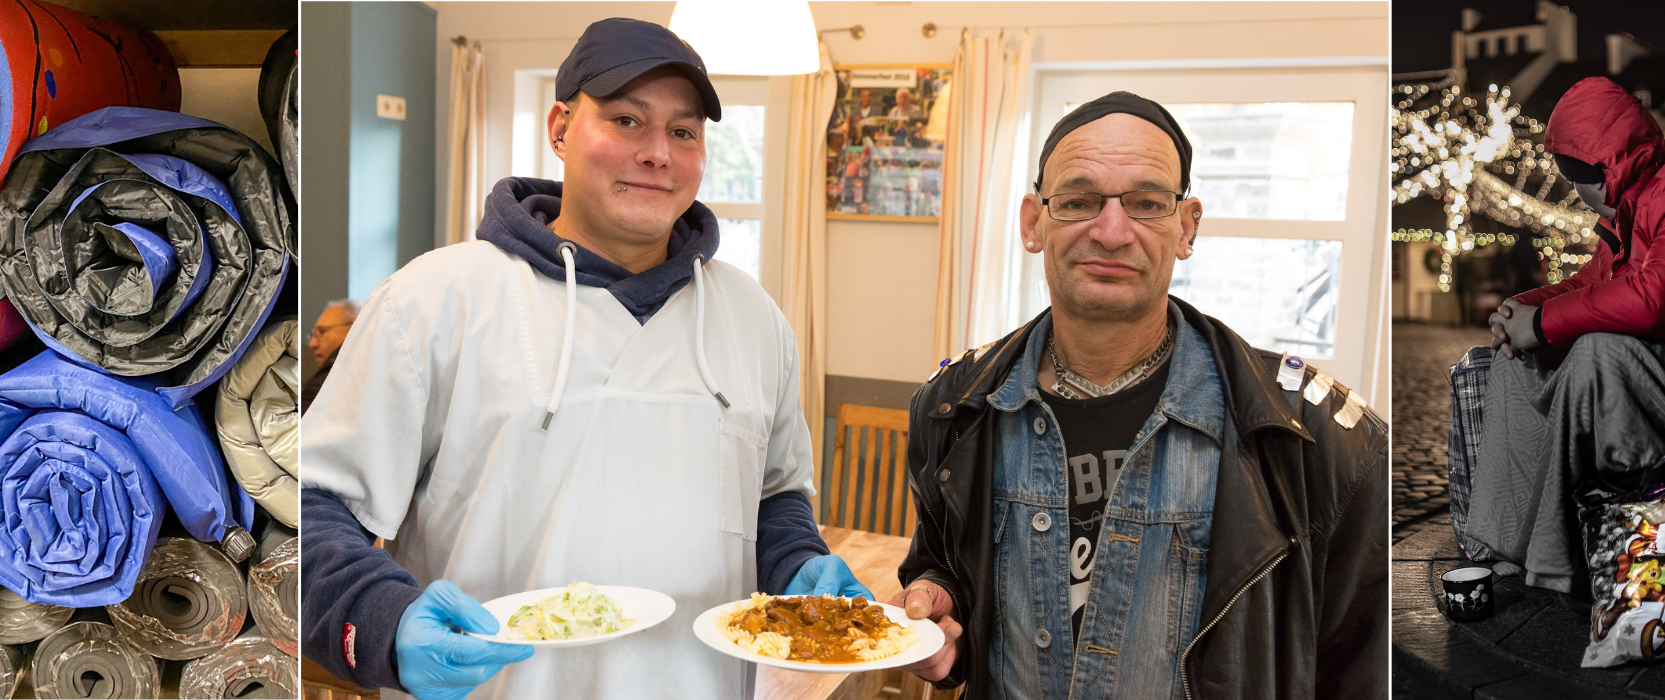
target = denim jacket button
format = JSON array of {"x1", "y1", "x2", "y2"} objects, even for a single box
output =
[
  {"x1": 1032, "y1": 512, "x2": 1051, "y2": 532},
  {"x1": 937, "y1": 469, "x2": 951, "y2": 482},
  {"x1": 1035, "y1": 628, "x2": 1051, "y2": 648},
  {"x1": 1033, "y1": 417, "x2": 1046, "y2": 435}
]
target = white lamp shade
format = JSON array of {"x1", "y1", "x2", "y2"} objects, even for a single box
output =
[{"x1": 669, "y1": 0, "x2": 819, "y2": 76}]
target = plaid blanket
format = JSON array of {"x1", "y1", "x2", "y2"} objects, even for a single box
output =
[{"x1": 1449, "y1": 345, "x2": 1494, "y2": 561}]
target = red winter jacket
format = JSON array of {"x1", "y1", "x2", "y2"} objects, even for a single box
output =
[{"x1": 1514, "y1": 77, "x2": 1665, "y2": 345}]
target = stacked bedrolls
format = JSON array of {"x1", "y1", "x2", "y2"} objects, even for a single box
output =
[{"x1": 0, "y1": 5, "x2": 299, "y2": 697}]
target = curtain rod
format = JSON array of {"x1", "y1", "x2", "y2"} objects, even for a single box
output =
[{"x1": 926, "y1": 14, "x2": 1385, "y2": 31}]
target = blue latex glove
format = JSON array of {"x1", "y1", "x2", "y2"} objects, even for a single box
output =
[
  {"x1": 785, "y1": 554, "x2": 876, "y2": 600},
  {"x1": 396, "y1": 580, "x2": 534, "y2": 700}
]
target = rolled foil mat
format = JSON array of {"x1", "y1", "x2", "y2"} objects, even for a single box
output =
[
  {"x1": 0, "y1": 644, "x2": 23, "y2": 699},
  {"x1": 178, "y1": 635, "x2": 298, "y2": 699},
  {"x1": 30, "y1": 621, "x2": 159, "y2": 699},
  {"x1": 247, "y1": 537, "x2": 297, "y2": 657},
  {"x1": 106, "y1": 537, "x2": 246, "y2": 660},
  {"x1": 0, "y1": 587, "x2": 71, "y2": 644}
]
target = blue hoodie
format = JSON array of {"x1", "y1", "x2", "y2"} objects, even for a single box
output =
[{"x1": 300, "y1": 177, "x2": 827, "y2": 692}]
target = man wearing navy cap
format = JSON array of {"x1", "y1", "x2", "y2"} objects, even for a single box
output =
[
  {"x1": 300, "y1": 18, "x2": 871, "y2": 700},
  {"x1": 891, "y1": 92, "x2": 1389, "y2": 698}
]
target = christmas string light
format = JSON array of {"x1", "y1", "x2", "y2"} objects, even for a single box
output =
[{"x1": 1392, "y1": 81, "x2": 1595, "y2": 290}]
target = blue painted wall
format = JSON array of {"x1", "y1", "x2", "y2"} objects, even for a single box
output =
[
  {"x1": 347, "y1": 1, "x2": 437, "y2": 301},
  {"x1": 299, "y1": 0, "x2": 435, "y2": 367}
]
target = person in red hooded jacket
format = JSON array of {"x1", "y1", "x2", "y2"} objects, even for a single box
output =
[{"x1": 1468, "y1": 77, "x2": 1665, "y2": 598}]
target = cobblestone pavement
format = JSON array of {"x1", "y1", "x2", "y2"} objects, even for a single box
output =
[{"x1": 1392, "y1": 322, "x2": 1494, "y2": 544}]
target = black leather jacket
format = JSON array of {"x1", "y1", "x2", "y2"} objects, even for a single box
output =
[{"x1": 899, "y1": 300, "x2": 1388, "y2": 699}]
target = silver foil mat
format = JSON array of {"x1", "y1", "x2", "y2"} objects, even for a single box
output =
[
  {"x1": 247, "y1": 537, "x2": 298, "y2": 657},
  {"x1": 106, "y1": 537, "x2": 247, "y2": 660},
  {"x1": 31, "y1": 621, "x2": 159, "y2": 699},
  {"x1": 0, "y1": 587, "x2": 72, "y2": 644},
  {"x1": 0, "y1": 644, "x2": 24, "y2": 699},
  {"x1": 178, "y1": 635, "x2": 298, "y2": 699}
]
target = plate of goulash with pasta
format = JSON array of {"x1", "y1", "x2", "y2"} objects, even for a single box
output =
[{"x1": 692, "y1": 593, "x2": 945, "y2": 673}]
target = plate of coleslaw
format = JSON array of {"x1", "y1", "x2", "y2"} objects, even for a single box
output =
[{"x1": 464, "y1": 582, "x2": 676, "y2": 647}]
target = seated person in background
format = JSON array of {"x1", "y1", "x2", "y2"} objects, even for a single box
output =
[
  {"x1": 1468, "y1": 76, "x2": 1665, "y2": 596},
  {"x1": 301, "y1": 298, "x2": 360, "y2": 413}
]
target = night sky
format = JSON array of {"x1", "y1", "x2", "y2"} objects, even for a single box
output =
[{"x1": 1394, "y1": 0, "x2": 1665, "y2": 75}]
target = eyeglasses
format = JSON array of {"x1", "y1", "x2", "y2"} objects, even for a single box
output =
[
  {"x1": 1040, "y1": 190, "x2": 1181, "y2": 221},
  {"x1": 309, "y1": 322, "x2": 352, "y2": 342}
]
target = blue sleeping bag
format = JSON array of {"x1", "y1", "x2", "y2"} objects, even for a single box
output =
[
  {"x1": 0, "y1": 107, "x2": 293, "y2": 409},
  {"x1": 0, "y1": 351, "x2": 252, "y2": 606}
]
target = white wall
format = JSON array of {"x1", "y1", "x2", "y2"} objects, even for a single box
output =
[{"x1": 431, "y1": 1, "x2": 1390, "y2": 390}]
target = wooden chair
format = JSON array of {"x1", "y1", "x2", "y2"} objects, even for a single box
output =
[{"x1": 827, "y1": 404, "x2": 916, "y2": 538}]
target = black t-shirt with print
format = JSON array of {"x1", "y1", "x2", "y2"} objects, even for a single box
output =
[{"x1": 1039, "y1": 357, "x2": 1171, "y2": 643}]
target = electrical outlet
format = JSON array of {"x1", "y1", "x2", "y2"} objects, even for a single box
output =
[{"x1": 376, "y1": 94, "x2": 407, "y2": 121}]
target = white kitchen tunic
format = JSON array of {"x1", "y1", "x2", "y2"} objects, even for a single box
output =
[{"x1": 301, "y1": 241, "x2": 817, "y2": 700}]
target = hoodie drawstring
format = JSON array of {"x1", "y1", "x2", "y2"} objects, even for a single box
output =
[
  {"x1": 692, "y1": 255, "x2": 730, "y2": 409},
  {"x1": 540, "y1": 242, "x2": 580, "y2": 431}
]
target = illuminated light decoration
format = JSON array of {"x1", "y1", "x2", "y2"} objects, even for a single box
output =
[{"x1": 1393, "y1": 82, "x2": 1595, "y2": 285}]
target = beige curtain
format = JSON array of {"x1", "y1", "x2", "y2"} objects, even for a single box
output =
[
  {"x1": 780, "y1": 41, "x2": 837, "y2": 517},
  {"x1": 934, "y1": 29, "x2": 1034, "y2": 361},
  {"x1": 445, "y1": 37, "x2": 486, "y2": 245}
]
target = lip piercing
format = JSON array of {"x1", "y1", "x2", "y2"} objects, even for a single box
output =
[{"x1": 617, "y1": 186, "x2": 628, "y2": 193}]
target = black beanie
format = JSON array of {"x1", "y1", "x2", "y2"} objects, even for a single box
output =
[
  {"x1": 1034, "y1": 91, "x2": 1193, "y2": 195},
  {"x1": 1553, "y1": 153, "x2": 1604, "y2": 184}
]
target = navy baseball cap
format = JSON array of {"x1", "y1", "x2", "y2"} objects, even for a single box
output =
[{"x1": 557, "y1": 18, "x2": 722, "y2": 122}]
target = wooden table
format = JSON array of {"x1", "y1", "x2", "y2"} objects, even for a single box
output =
[{"x1": 757, "y1": 525, "x2": 919, "y2": 700}]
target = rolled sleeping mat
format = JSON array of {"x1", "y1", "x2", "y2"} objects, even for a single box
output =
[
  {"x1": 216, "y1": 318, "x2": 300, "y2": 527},
  {"x1": 30, "y1": 620, "x2": 159, "y2": 699},
  {"x1": 0, "y1": 351, "x2": 254, "y2": 607},
  {"x1": 0, "y1": 107, "x2": 294, "y2": 409},
  {"x1": 257, "y1": 28, "x2": 298, "y2": 192},
  {"x1": 0, "y1": 0, "x2": 181, "y2": 185},
  {"x1": 106, "y1": 537, "x2": 246, "y2": 660},
  {"x1": 247, "y1": 536, "x2": 297, "y2": 657},
  {"x1": 0, "y1": 586, "x2": 71, "y2": 644},
  {"x1": 179, "y1": 633, "x2": 298, "y2": 699},
  {"x1": 0, "y1": 644, "x2": 24, "y2": 699}
]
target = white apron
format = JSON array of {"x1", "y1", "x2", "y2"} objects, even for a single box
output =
[{"x1": 303, "y1": 242, "x2": 813, "y2": 700}]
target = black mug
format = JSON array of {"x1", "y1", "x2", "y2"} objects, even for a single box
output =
[{"x1": 1441, "y1": 566, "x2": 1495, "y2": 622}]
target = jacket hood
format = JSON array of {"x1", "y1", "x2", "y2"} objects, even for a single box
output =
[
  {"x1": 475, "y1": 177, "x2": 720, "y2": 323},
  {"x1": 1545, "y1": 77, "x2": 1664, "y2": 215}
]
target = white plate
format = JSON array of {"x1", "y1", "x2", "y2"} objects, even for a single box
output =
[
  {"x1": 465, "y1": 586, "x2": 676, "y2": 647},
  {"x1": 692, "y1": 597, "x2": 946, "y2": 673}
]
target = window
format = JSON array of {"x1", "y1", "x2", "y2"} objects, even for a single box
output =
[
  {"x1": 1028, "y1": 65, "x2": 1388, "y2": 395},
  {"x1": 699, "y1": 97, "x2": 766, "y2": 282}
]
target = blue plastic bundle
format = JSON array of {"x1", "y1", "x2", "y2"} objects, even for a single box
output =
[
  {"x1": 0, "y1": 351, "x2": 252, "y2": 606},
  {"x1": 0, "y1": 107, "x2": 293, "y2": 409}
]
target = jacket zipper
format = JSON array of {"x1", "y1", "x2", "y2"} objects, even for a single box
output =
[
  {"x1": 1178, "y1": 540, "x2": 1293, "y2": 700},
  {"x1": 918, "y1": 427, "x2": 961, "y2": 579}
]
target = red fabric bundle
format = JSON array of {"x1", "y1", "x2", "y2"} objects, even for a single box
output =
[{"x1": 0, "y1": 0, "x2": 180, "y2": 185}]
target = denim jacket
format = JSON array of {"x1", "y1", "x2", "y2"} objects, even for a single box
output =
[
  {"x1": 899, "y1": 297, "x2": 1390, "y2": 700},
  {"x1": 988, "y1": 304, "x2": 1222, "y2": 699}
]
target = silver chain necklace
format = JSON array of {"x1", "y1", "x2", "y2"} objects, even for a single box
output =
[{"x1": 1048, "y1": 318, "x2": 1176, "y2": 399}]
